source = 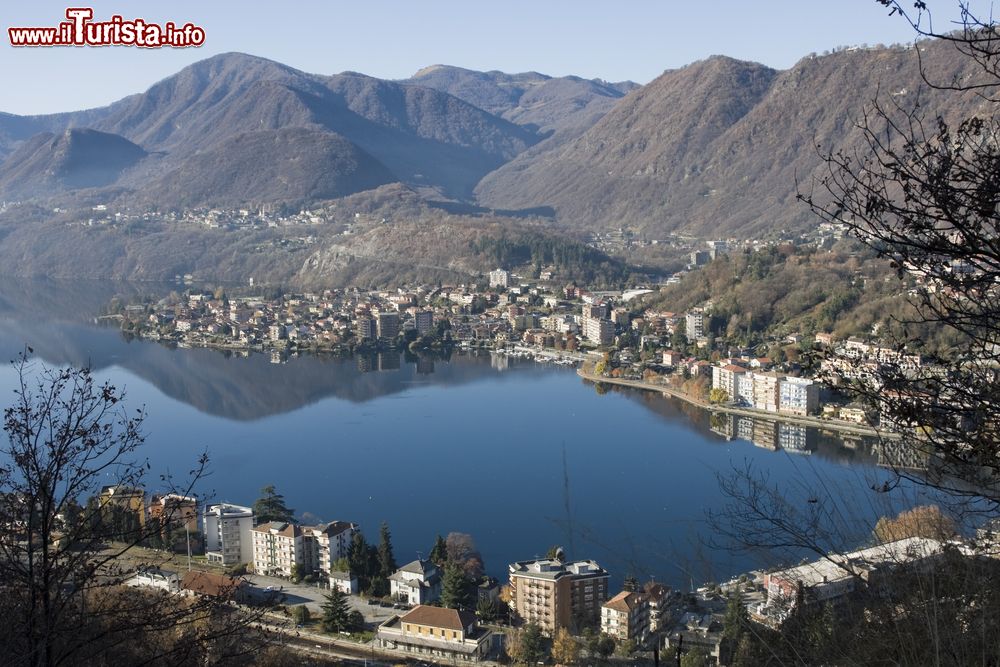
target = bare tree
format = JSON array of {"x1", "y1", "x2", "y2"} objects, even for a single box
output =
[
  {"x1": 800, "y1": 0, "x2": 1000, "y2": 511},
  {"x1": 709, "y1": 3, "x2": 1000, "y2": 663},
  {"x1": 0, "y1": 353, "x2": 271, "y2": 666}
]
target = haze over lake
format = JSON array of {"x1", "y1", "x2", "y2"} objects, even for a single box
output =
[{"x1": 0, "y1": 279, "x2": 923, "y2": 589}]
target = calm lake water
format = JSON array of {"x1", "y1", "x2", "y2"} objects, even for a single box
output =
[{"x1": 0, "y1": 279, "x2": 928, "y2": 589}]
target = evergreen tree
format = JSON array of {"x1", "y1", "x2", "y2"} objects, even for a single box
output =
[
  {"x1": 252, "y1": 485, "x2": 295, "y2": 524},
  {"x1": 321, "y1": 587, "x2": 352, "y2": 633},
  {"x1": 429, "y1": 534, "x2": 448, "y2": 566},
  {"x1": 476, "y1": 595, "x2": 501, "y2": 623},
  {"x1": 347, "y1": 532, "x2": 370, "y2": 586},
  {"x1": 378, "y1": 521, "x2": 396, "y2": 578},
  {"x1": 440, "y1": 562, "x2": 472, "y2": 609}
]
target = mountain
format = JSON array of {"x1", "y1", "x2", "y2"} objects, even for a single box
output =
[
  {"x1": 0, "y1": 53, "x2": 539, "y2": 202},
  {"x1": 403, "y1": 65, "x2": 638, "y2": 136},
  {"x1": 0, "y1": 128, "x2": 146, "y2": 198},
  {"x1": 144, "y1": 127, "x2": 395, "y2": 209},
  {"x1": 475, "y1": 41, "x2": 988, "y2": 238}
]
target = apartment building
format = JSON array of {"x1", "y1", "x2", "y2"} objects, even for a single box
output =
[
  {"x1": 601, "y1": 590, "x2": 650, "y2": 641},
  {"x1": 582, "y1": 316, "x2": 615, "y2": 346},
  {"x1": 489, "y1": 269, "x2": 511, "y2": 288},
  {"x1": 778, "y1": 377, "x2": 819, "y2": 416},
  {"x1": 252, "y1": 522, "x2": 304, "y2": 577},
  {"x1": 376, "y1": 311, "x2": 400, "y2": 340},
  {"x1": 414, "y1": 310, "x2": 434, "y2": 336},
  {"x1": 99, "y1": 485, "x2": 146, "y2": 528},
  {"x1": 303, "y1": 521, "x2": 357, "y2": 575},
  {"x1": 148, "y1": 493, "x2": 198, "y2": 534},
  {"x1": 685, "y1": 310, "x2": 705, "y2": 340},
  {"x1": 711, "y1": 364, "x2": 747, "y2": 402},
  {"x1": 204, "y1": 503, "x2": 255, "y2": 566},
  {"x1": 508, "y1": 558, "x2": 609, "y2": 635},
  {"x1": 751, "y1": 372, "x2": 781, "y2": 412}
]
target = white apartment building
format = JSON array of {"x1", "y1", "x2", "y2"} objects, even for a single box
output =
[
  {"x1": 582, "y1": 316, "x2": 615, "y2": 346},
  {"x1": 778, "y1": 377, "x2": 819, "y2": 416},
  {"x1": 303, "y1": 521, "x2": 357, "y2": 575},
  {"x1": 489, "y1": 269, "x2": 511, "y2": 288},
  {"x1": 204, "y1": 503, "x2": 255, "y2": 566}
]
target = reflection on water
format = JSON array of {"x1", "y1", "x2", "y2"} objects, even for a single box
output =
[{"x1": 0, "y1": 278, "x2": 937, "y2": 590}]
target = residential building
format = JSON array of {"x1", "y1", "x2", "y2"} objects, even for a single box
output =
[
  {"x1": 662, "y1": 350, "x2": 682, "y2": 367},
  {"x1": 582, "y1": 316, "x2": 615, "y2": 346},
  {"x1": 508, "y1": 558, "x2": 609, "y2": 635},
  {"x1": 99, "y1": 485, "x2": 146, "y2": 528},
  {"x1": 489, "y1": 269, "x2": 511, "y2": 289},
  {"x1": 204, "y1": 503, "x2": 255, "y2": 566},
  {"x1": 148, "y1": 493, "x2": 198, "y2": 535},
  {"x1": 690, "y1": 250, "x2": 711, "y2": 266},
  {"x1": 129, "y1": 567, "x2": 180, "y2": 593},
  {"x1": 735, "y1": 372, "x2": 755, "y2": 405},
  {"x1": 643, "y1": 582, "x2": 671, "y2": 633},
  {"x1": 252, "y1": 522, "x2": 304, "y2": 577},
  {"x1": 711, "y1": 364, "x2": 747, "y2": 403},
  {"x1": 330, "y1": 570, "x2": 359, "y2": 595},
  {"x1": 601, "y1": 590, "x2": 650, "y2": 641},
  {"x1": 414, "y1": 310, "x2": 434, "y2": 336},
  {"x1": 303, "y1": 521, "x2": 357, "y2": 575},
  {"x1": 376, "y1": 605, "x2": 493, "y2": 662},
  {"x1": 391, "y1": 559, "x2": 443, "y2": 605},
  {"x1": 376, "y1": 311, "x2": 400, "y2": 340},
  {"x1": 181, "y1": 570, "x2": 248, "y2": 602},
  {"x1": 752, "y1": 372, "x2": 781, "y2": 412},
  {"x1": 685, "y1": 310, "x2": 705, "y2": 340},
  {"x1": 356, "y1": 316, "x2": 376, "y2": 341},
  {"x1": 778, "y1": 377, "x2": 819, "y2": 416}
]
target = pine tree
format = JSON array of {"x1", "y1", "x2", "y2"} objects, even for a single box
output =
[
  {"x1": 321, "y1": 587, "x2": 352, "y2": 633},
  {"x1": 429, "y1": 534, "x2": 448, "y2": 566},
  {"x1": 476, "y1": 595, "x2": 501, "y2": 623},
  {"x1": 378, "y1": 521, "x2": 396, "y2": 578},
  {"x1": 252, "y1": 485, "x2": 295, "y2": 524},
  {"x1": 347, "y1": 531, "x2": 369, "y2": 583},
  {"x1": 440, "y1": 562, "x2": 472, "y2": 609},
  {"x1": 520, "y1": 623, "x2": 546, "y2": 664}
]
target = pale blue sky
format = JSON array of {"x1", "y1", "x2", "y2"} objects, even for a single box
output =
[{"x1": 0, "y1": 0, "x2": 991, "y2": 115}]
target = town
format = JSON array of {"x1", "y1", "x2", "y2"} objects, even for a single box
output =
[
  {"x1": 89, "y1": 481, "x2": 998, "y2": 666},
  {"x1": 110, "y1": 237, "x2": 939, "y2": 447}
]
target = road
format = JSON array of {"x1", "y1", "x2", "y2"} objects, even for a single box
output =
[{"x1": 245, "y1": 573, "x2": 403, "y2": 625}]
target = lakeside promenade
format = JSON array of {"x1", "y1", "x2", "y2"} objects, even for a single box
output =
[{"x1": 576, "y1": 367, "x2": 893, "y2": 439}]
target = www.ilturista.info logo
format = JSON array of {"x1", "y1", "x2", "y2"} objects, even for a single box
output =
[{"x1": 9, "y1": 8, "x2": 205, "y2": 48}]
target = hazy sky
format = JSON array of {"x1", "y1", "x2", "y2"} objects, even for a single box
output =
[{"x1": 1, "y1": 1, "x2": 990, "y2": 115}]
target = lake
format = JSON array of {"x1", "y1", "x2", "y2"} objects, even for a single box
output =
[{"x1": 0, "y1": 278, "x2": 928, "y2": 590}]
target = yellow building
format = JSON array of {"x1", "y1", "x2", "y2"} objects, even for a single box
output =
[
  {"x1": 376, "y1": 605, "x2": 492, "y2": 662},
  {"x1": 99, "y1": 485, "x2": 146, "y2": 528}
]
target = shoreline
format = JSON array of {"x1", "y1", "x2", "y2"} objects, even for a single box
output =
[{"x1": 576, "y1": 368, "x2": 894, "y2": 439}]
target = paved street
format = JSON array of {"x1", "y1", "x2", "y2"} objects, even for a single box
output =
[{"x1": 245, "y1": 573, "x2": 402, "y2": 624}]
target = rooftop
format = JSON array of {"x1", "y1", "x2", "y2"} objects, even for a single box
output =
[
  {"x1": 400, "y1": 605, "x2": 477, "y2": 632},
  {"x1": 770, "y1": 537, "x2": 944, "y2": 588},
  {"x1": 509, "y1": 558, "x2": 608, "y2": 580}
]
